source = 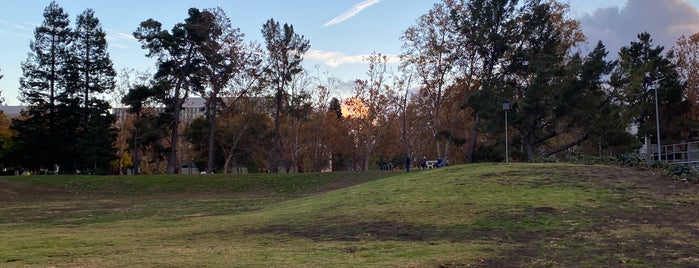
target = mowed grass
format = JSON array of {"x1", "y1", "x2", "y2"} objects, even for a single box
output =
[{"x1": 0, "y1": 163, "x2": 697, "y2": 267}]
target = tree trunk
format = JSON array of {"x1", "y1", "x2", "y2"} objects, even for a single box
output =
[
  {"x1": 466, "y1": 112, "x2": 480, "y2": 163},
  {"x1": 444, "y1": 141, "x2": 450, "y2": 164},
  {"x1": 290, "y1": 119, "x2": 299, "y2": 173},
  {"x1": 523, "y1": 136, "x2": 536, "y2": 161},
  {"x1": 207, "y1": 97, "x2": 217, "y2": 174},
  {"x1": 132, "y1": 126, "x2": 140, "y2": 175},
  {"x1": 270, "y1": 88, "x2": 282, "y2": 173},
  {"x1": 167, "y1": 96, "x2": 182, "y2": 174},
  {"x1": 224, "y1": 153, "x2": 233, "y2": 174},
  {"x1": 544, "y1": 134, "x2": 589, "y2": 158}
]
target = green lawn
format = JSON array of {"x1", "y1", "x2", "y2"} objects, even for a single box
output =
[{"x1": 1, "y1": 163, "x2": 697, "y2": 267}]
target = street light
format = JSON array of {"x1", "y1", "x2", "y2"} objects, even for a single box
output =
[
  {"x1": 645, "y1": 74, "x2": 665, "y2": 162},
  {"x1": 503, "y1": 101, "x2": 512, "y2": 163}
]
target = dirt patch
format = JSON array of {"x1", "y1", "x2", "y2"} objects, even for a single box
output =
[
  {"x1": 0, "y1": 180, "x2": 70, "y2": 202},
  {"x1": 475, "y1": 165, "x2": 699, "y2": 267}
]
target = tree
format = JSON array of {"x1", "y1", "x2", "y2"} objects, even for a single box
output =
[
  {"x1": 0, "y1": 69, "x2": 13, "y2": 168},
  {"x1": 612, "y1": 32, "x2": 693, "y2": 145},
  {"x1": 401, "y1": 0, "x2": 461, "y2": 162},
  {"x1": 450, "y1": 0, "x2": 606, "y2": 161},
  {"x1": 283, "y1": 70, "x2": 313, "y2": 172},
  {"x1": 675, "y1": 32, "x2": 699, "y2": 130},
  {"x1": 121, "y1": 84, "x2": 160, "y2": 174},
  {"x1": 71, "y1": 9, "x2": 116, "y2": 110},
  {"x1": 351, "y1": 53, "x2": 400, "y2": 170},
  {"x1": 451, "y1": 0, "x2": 519, "y2": 163},
  {"x1": 70, "y1": 8, "x2": 117, "y2": 173},
  {"x1": 134, "y1": 8, "x2": 216, "y2": 174},
  {"x1": 505, "y1": 0, "x2": 586, "y2": 160},
  {"x1": 216, "y1": 96, "x2": 271, "y2": 173},
  {"x1": 197, "y1": 8, "x2": 262, "y2": 174},
  {"x1": 19, "y1": 0, "x2": 71, "y2": 112},
  {"x1": 13, "y1": 1, "x2": 73, "y2": 171},
  {"x1": 261, "y1": 18, "x2": 310, "y2": 173},
  {"x1": 307, "y1": 71, "x2": 343, "y2": 172},
  {"x1": 112, "y1": 68, "x2": 152, "y2": 173}
]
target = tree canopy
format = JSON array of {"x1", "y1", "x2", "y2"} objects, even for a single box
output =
[{"x1": 6, "y1": 0, "x2": 699, "y2": 175}]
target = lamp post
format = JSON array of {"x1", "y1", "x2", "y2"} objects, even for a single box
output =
[
  {"x1": 653, "y1": 82, "x2": 661, "y2": 162},
  {"x1": 503, "y1": 101, "x2": 512, "y2": 163},
  {"x1": 646, "y1": 74, "x2": 665, "y2": 162}
]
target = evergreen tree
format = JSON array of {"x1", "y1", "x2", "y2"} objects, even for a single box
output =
[
  {"x1": 71, "y1": 8, "x2": 116, "y2": 110},
  {"x1": 13, "y1": 1, "x2": 73, "y2": 171},
  {"x1": 13, "y1": 2, "x2": 116, "y2": 173},
  {"x1": 612, "y1": 32, "x2": 692, "y2": 145},
  {"x1": 71, "y1": 8, "x2": 117, "y2": 173},
  {"x1": 134, "y1": 8, "x2": 215, "y2": 174},
  {"x1": 261, "y1": 18, "x2": 310, "y2": 173}
]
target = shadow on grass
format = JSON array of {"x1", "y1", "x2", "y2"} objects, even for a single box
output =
[
  {"x1": 248, "y1": 207, "x2": 562, "y2": 243},
  {"x1": 247, "y1": 203, "x2": 699, "y2": 267}
]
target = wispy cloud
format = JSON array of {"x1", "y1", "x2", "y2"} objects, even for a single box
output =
[
  {"x1": 105, "y1": 31, "x2": 138, "y2": 50},
  {"x1": 107, "y1": 32, "x2": 136, "y2": 41},
  {"x1": 0, "y1": 20, "x2": 34, "y2": 39},
  {"x1": 323, "y1": 0, "x2": 383, "y2": 27},
  {"x1": 306, "y1": 49, "x2": 399, "y2": 67}
]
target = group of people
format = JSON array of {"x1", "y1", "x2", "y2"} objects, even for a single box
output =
[{"x1": 405, "y1": 156, "x2": 447, "y2": 172}]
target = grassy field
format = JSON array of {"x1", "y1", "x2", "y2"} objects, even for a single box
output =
[{"x1": 0, "y1": 163, "x2": 697, "y2": 267}]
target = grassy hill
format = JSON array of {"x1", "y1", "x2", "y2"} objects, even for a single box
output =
[{"x1": 0, "y1": 163, "x2": 697, "y2": 267}]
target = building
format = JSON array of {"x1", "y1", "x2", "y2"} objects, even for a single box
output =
[{"x1": 111, "y1": 97, "x2": 207, "y2": 121}]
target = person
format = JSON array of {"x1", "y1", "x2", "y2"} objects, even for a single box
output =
[
  {"x1": 405, "y1": 156, "x2": 411, "y2": 172},
  {"x1": 420, "y1": 156, "x2": 427, "y2": 169},
  {"x1": 437, "y1": 157, "x2": 443, "y2": 167}
]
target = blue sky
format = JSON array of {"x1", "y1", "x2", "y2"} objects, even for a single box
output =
[{"x1": 1, "y1": 0, "x2": 699, "y2": 105}]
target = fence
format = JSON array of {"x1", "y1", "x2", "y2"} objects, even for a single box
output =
[{"x1": 640, "y1": 140, "x2": 699, "y2": 167}]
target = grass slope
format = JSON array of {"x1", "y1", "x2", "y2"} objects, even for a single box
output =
[{"x1": 0, "y1": 163, "x2": 697, "y2": 267}]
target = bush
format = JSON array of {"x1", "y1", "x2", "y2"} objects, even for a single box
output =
[
  {"x1": 616, "y1": 153, "x2": 648, "y2": 168},
  {"x1": 564, "y1": 155, "x2": 616, "y2": 165},
  {"x1": 664, "y1": 164, "x2": 699, "y2": 183}
]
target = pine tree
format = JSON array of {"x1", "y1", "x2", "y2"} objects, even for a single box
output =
[
  {"x1": 71, "y1": 8, "x2": 117, "y2": 173},
  {"x1": 134, "y1": 8, "x2": 215, "y2": 174},
  {"x1": 13, "y1": 2, "x2": 117, "y2": 173},
  {"x1": 261, "y1": 18, "x2": 310, "y2": 173},
  {"x1": 13, "y1": 1, "x2": 73, "y2": 171}
]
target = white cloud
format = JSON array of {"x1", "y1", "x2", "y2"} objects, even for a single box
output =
[
  {"x1": 306, "y1": 49, "x2": 400, "y2": 67},
  {"x1": 323, "y1": 0, "x2": 383, "y2": 27},
  {"x1": 108, "y1": 32, "x2": 136, "y2": 41},
  {"x1": 580, "y1": 0, "x2": 699, "y2": 55},
  {"x1": 307, "y1": 49, "x2": 364, "y2": 67},
  {"x1": 106, "y1": 32, "x2": 138, "y2": 50}
]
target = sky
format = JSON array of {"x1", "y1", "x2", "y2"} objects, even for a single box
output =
[{"x1": 1, "y1": 0, "x2": 699, "y2": 106}]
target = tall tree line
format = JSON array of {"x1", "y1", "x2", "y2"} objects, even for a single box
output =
[
  {"x1": 396, "y1": 0, "x2": 699, "y2": 163},
  {"x1": 7, "y1": 0, "x2": 699, "y2": 174},
  {"x1": 10, "y1": 1, "x2": 116, "y2": 173}
]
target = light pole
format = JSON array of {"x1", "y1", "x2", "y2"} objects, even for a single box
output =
[
  {"x1": 646, "y1": 74, "x2": 665, "y2": 162},
  {"x1": 503, "y1": 101, "x2": 512, "y2": 163},
  {"x1": 653, "y1": 82, "x2": 661, "y2": 162}
]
